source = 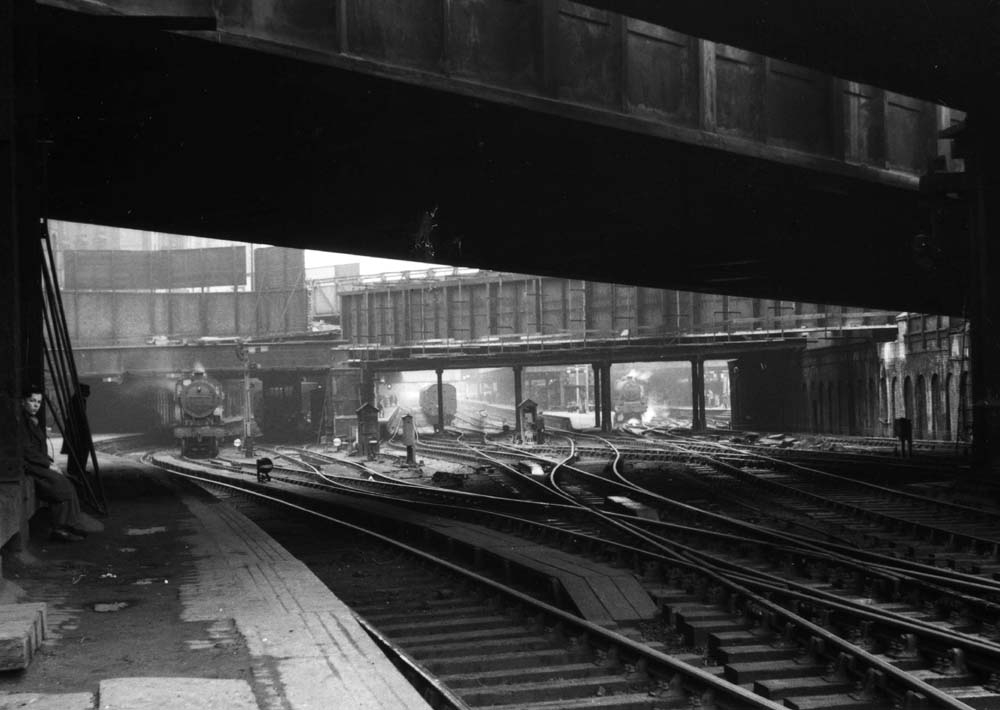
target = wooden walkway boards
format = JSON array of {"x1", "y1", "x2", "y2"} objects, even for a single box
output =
[{"x1": 400, "y1": 517, "x2": 659, "y2": 628}]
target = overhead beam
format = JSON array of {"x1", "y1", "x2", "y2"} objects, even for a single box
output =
[
  {"x1": 576, "y1": 1, "x2": 993, "y2": 110},
  {"x1": 344, "y1": 337, "x2": 807, "y2": 374},
  {"x1": 28, "y1": 3, "x2": 968, "y2": 315}
]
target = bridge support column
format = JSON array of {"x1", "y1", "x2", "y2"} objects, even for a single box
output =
[
  {"x1": 512, "y1": 365, "x2": 523, "y2": 438},
  {"x1": 435, "y1": 368, "x2": 445, "y2": 433},
  {"x1": 967, "y1": 109, "x2": 1000, "y2": 476},
  {"x1": 360, "y1": 369, "x2": 377, "y2": 409},
  {"x1": 592, "y1": 363, "x2": 602, "y2": 430},
  {"x1": 691, "y1": 358, "x2": 706, "y2": 432},
  {"x1": 1, "y1": 0, "x2": 38, "y2": 487},
  {"x1": 600, "y1": 362, "x2": 613, "y2": 433}
]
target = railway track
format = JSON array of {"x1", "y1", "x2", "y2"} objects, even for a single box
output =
[
  {"x1": 144, "y1": 448, "x2": 1000, "y2": 708},
  {"x1": 154, "y1": 456, "x2": 788, "y2": 710},
  {"x1": 398, "y1": 435, "x2": 1000, "y2": 706},
  {"x1": 380, "y1": 433, "x2": 1000, "y2": 614},
  {"x1": 491, "y1": 430, "x2": 1000, "y2": 579},
  {"x1": 664, "y1": 441, "x2": 1000, "y2": 572}
]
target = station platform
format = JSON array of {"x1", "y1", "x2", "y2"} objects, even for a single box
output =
[{"x1": 0, "y1": 451, "x2": 434, "y2": 710}]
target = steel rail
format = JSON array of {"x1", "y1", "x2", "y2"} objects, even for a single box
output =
[{"x1": 148, "y1": 455, "x2": 791, "y2": 710}]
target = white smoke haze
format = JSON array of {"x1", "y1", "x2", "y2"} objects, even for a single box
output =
[{"x1": 112, "y1": 375, "x2": 179, "y2": 396}]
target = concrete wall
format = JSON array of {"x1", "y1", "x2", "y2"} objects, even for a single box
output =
[
  {"x1": 0, "y1": 480, "x2": 30, "y2": 554},
  {"x1": 880, "y1": 316, "x2": 970, "y2": 441},
  {"x1": 801, "y1": 340, "x2": 883, "y2": 436},
  {"x1": 729, "y1": 351, "x2": 804, "y2": 432},
  {"x1": 729, "y1": 316, "x2": 971, "y2": 440},
  {"x1": 64, "y1": 291, "x2": 298, "y2": 345},
  {"x1": 62, "y1": 247, "x2": 246, "y2": 290},
  {"x1": 63, "y1": 257, "x2": 308, "y2": 346}
]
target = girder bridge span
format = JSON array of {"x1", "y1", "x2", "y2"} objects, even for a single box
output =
[{"x1": 350, "y1": 331, "x2": 818, "y2": 436}]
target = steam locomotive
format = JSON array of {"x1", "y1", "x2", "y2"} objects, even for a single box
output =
[
  {"x1": 614, "y1": 376, "x2": 647, "y2": 423},
  {"x1": 173, "y1": 371, "x2": 227, "y2": 457},
  {"x1": 419, "y1": 382, "x2": 457, "y2": 429}
]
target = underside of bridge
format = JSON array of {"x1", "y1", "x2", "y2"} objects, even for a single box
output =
[
  {"x1": 5, "y1": 0, "x2": 1000, "y2": 470},
  {"x1": 32, "y1": 3, "x2": 966, "y2": 316},
  {"x1": 581, "y1": 1, "x2": 998, "y2": 115}
]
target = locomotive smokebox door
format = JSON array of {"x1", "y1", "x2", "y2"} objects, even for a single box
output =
[{"x1": 355, "y1": 403, "x2": 380, "y2": 458}]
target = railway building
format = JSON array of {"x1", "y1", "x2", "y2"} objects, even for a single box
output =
[{"x1": 2, "y1": 2, "x2": 999, "y2": 710}]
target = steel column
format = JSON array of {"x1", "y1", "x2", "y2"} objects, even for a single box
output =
[
  {"x1": 592, "y1": 362, "x2": 602, "y2": 429},
  {"x1": 600, "y1": 362, "x2": 612, "y2": 433},
  {"x1": 360, "y1": 368, "x2": 377, "y2": 409},
  {"x1": 435, "y1": 368, "x2": 445, "y2": 433},
  {"x1": 691, "y1": 358, "x2": 706, "y2": 431},
  {"x1": 1, "y1": 0, "x2": 38, "y2": 482},
  {"x1": 513, "y1": 364, "x2": 523, "y2": 437},
  {"x1": 967, "y1": 110, "x2": 1000, "y2": 476}
]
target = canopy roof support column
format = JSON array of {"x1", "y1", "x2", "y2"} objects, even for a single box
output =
[
  {"x1": 599, "y1": 362, "x2": 612, "y2": 433},
  {"x1": 592, "y1": 362, "x2": 603, "y2": 430},
  {"x1": 692, "y1": 358, "x2": 706, "y2": 432},
  {"x1": 435, "y1": 368, "x2": 445, "y2": 433},
  {"x1": 513, "y1": 365, "x2": 523, "y2": 437},
  {"x1": 968, "y1": 110, "x2": 1000, "y2": 475},
  {"x1": 1, "y1": 0, "x2": 39, "y2": 485}
]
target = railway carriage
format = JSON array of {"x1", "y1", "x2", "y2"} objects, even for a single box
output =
[{"x1": 419, "y1": 382, "x2": 457, "y2": 429}]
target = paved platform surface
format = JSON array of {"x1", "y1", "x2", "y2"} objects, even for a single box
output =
[{"x1": 0, "y1": 452, "x2": 433, "y2": 710}]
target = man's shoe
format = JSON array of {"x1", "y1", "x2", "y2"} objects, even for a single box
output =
[
  {"x1": 49, "y1": 528, "x2": 84, "y2": 542},
  {"x1": 63, "y1": 526, "x2": 89, "y2": 538}
]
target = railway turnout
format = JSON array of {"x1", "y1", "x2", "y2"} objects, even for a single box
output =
[
  {"x1": 71, "y1": 426, "x2": 1000, "y2": 709},
  {"x1": 6, "y1": 1, "x2": 1000, "y2": 709}
]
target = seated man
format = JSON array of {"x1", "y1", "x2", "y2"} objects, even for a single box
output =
[{"x1": 20, "y1": 386, "x2": 89, "y2": 542}]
